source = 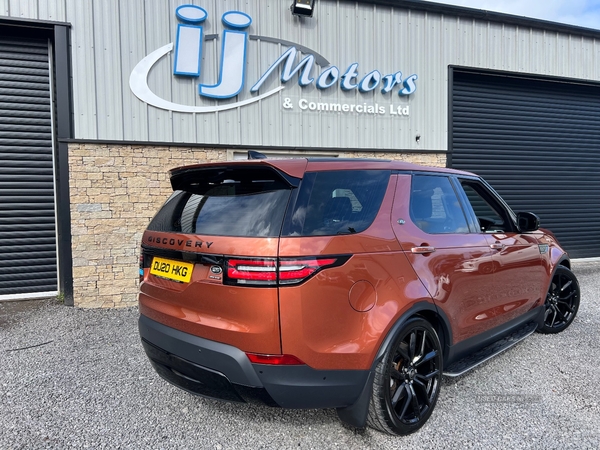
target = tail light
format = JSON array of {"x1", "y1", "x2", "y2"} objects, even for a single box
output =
[
  {"x1": 224, "y1": 255, "x2": 348, "y2": 287},
  {"x1": 226, "y1": 258, "x2": 277, "y2": 286},
  {"x1": 278, "y1": 258, "x2": 337, "y2": 284},
  {"x1": 139, "y1": 250, "x2": 155, "y2": 283}
]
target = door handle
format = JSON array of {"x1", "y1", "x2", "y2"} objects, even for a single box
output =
[
  {"x1": 412, "y1": 246, "x2": 436, "y2": 254},
  {"x1": 490, "y1": 242, "x2": 504, "y2": 250}
]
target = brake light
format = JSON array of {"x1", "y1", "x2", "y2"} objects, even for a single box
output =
[
  {"x1": 226, "y1": 258, "x2": 277, "y2": 285},
  {"x1": 278, "y1": 258, "x2": 337, "y2": 284},
  {"x1": 246, "y1": 353, "x2": 305, "y2": 365},
  {"x1": 224, "y1": 256, "x2": 348, "y2": 286}
]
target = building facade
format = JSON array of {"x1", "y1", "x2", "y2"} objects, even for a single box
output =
[{"x1": 1, "y1": 0, "x2": 599, "y2": 306}]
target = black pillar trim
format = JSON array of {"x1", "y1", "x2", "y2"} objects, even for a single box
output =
[
  {"x1": 53, "y1": 25, "x2": 74, "y2": 306},
  {"x1": 447, "y1": 66, "x2": 454, "y2": 169}
]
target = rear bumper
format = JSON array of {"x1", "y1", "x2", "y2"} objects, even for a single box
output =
[{"x1": 138, "y1": 314, "x2": 369, "y2": 409}]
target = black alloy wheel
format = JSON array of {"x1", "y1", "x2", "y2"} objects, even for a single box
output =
[
  {"x1": 367, "y1": 318, "x2": 442, "y2": 435},
  {"x1": 537, "y1": 266, "x2": 580, "y2": 334}
]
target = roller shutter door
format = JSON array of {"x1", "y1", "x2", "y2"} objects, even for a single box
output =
[
  {"x1": 0, "y1": 36, "x2": 57, "y2": 298},
  {"x1": 450, "y1": 70, "x2": 600, "y2": 259}
]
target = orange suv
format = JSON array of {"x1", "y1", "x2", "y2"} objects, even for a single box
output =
[{"x1": 138, "y1": 156, "x2": 579, "y2": 435}]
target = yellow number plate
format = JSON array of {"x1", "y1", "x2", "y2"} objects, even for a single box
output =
[{"x1": 150, "y1": 257, "x2": 194, "y2": 283}]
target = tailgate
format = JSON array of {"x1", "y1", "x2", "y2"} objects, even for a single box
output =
[
  {"x1": 139, "y1": 162, "x2": 304, "y2": 354},
  {"x1": 139, "y1": 233, "x2": 281, "y2": 354}
]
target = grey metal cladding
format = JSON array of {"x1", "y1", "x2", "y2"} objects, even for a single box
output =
[
  {"x1": 0, "y1": 36, "x2": 58, "y2": 296},
  {"x1": 3, "y1": 0, "x2": 600, "y2": 150}
]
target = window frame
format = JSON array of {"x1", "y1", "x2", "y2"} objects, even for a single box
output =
[{"x1": 451, "y1": 175, "x2": 518, "y2": 234}]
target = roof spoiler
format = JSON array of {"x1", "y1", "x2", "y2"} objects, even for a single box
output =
[{"x1": 169, "y1": 163, "x2": 300, "y2": 192}]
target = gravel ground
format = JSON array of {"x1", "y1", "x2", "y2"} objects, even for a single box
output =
[{"x1": 1, "y1": 263, "x2": 599, "y2": 449}]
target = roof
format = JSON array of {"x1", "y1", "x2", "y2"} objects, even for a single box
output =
[
  {"x1": 171, "y1": 157, "x2": 477, "y2": 180},
  {"x1": 357, "y1": 0, "x2": 600, "y2": 40}
]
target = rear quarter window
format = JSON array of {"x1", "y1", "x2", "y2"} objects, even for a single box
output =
[
  {"x1": 410, "y1": 175, "x2": 469, "y2": 234},
  {"x1": 283, "y1": 170, "x2": 390, "y2": 236}
]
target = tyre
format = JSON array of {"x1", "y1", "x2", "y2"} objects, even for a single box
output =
[
  {"x1": 367, "y1": 317, "x2": 442, "y2": 435},
  {"x1": 537, "y1": 265, "x2": 580, "y2": 334}
]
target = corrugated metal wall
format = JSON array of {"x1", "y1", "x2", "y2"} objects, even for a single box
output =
[
  {"x1": 2, "y1": 0, "x2": 600, "y2": 150},
  {"x1": 451, "y1": 70, "x2": 600, "y2": 259}
]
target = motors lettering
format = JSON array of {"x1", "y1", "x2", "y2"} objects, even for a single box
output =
[{"x1": 147, "y1": 235, "x2": 213, "y2": 249}]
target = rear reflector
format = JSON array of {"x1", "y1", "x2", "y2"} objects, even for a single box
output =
[
  {"x1": 246, "y1": 353, "x2": 305, "y2": 365},
  {"x1": 224, "y1": 256, "x2": 348, "y2": 286}
]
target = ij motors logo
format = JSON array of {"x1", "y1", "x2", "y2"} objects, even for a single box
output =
[{"x1": 130, "y1": 4, "x2": 418, "y2": 114}]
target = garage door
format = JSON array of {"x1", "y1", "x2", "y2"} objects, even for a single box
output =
[
  {"x1": 0, "y1": 36, "x2": 58, "y2": 299},
  {"x1": 450, "y1": 69, "x2": 600, "y2": 259}
]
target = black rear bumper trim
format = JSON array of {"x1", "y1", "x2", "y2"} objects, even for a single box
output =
[
  {"x1": 139, "y1": 315, "x2": 370, "y2": 409},
  {"x1": 142, "y1": 338, "x2": 276, "y2": 405}
]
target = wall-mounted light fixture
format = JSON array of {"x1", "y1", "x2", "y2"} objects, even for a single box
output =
[{"x1": 291, "y1": 0, "x2": 315, "y2": 17}]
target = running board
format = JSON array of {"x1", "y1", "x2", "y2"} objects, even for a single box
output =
[{"x1": 443, "y1": 321, "x2": 538, "y2": 377}]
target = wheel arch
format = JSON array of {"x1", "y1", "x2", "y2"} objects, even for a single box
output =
[
  {"x1": 373, "y1": 302, "x2": 452, "y2": 368},
  {"x1": 548, "y1": 254, "x2": 572, "y2": 289},
  {"x1": 558, "y1": 256, "x2": 570, "y2": 270},
  {"x1": 549, "y1": 245, "x2": 570, "y2": 272},
  {"x1": 337, "y1": 301, "x2": 452, "y2": 429}
]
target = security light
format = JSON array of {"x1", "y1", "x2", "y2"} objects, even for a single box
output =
[{"x1": 291, "y1": 0, "x2": 315, "y2": 17}]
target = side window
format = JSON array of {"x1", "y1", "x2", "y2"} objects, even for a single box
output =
[
  {"x1": 459, "y1": 181, "x2": 511, "y2": 233},
  {"x1": 283, "y1": 170, "x2": 390, "y2": 236},
  {"x1": 410, "y1": 175, "x2": 469, "y2": 234}
]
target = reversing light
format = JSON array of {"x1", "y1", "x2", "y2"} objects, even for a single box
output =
[{"x1": 246, "y1": 353, "x2": 305, "y2": 365}]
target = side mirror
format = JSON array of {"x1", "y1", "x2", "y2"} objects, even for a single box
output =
[{"x1": 517, "y1": 212, "x2": 540, "y2": 232}]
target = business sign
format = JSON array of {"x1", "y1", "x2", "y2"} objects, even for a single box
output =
[{"x1": 130, "y1": 4, "x2": 418, "y2": 115}]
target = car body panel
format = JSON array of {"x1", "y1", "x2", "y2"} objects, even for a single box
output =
[
  {"x1": 278, "y1": 252, "x2": 434, "y2": 370},
  {"x1": 487, "y1": 231, "x2": 547, "y2": 310}
]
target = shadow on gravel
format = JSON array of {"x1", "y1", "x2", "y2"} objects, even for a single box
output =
[
  {"x1": 573, "y1": 265, "x2": 600, "y2": 277},
  {"x1": 202, "y1": 395, "x2": 342, "y2": 428},
  {"x1": 0, "y1": 298, "x2": 50, "y2": 329}
]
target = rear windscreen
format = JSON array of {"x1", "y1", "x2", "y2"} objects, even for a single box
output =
[
  {"x1": 148, "y1": 170, "x2": 292, "y2": 237},
  {"x1": 282, "y1": 170, "x2": 390, "y2": 236}
]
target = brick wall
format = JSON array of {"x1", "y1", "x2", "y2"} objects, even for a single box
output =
[{"x1": 67, "y1": 143, "x2": 445, "y2": 308}]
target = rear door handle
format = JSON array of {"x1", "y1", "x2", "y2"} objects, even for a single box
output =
[
  {"x1": 490, "y1": 242, "x2": 504, "y2": 250},
  {"x1": 411, "y1": 246, "x2": 436, "y2": 254}
]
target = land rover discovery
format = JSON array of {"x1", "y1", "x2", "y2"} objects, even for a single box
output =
[{"x1": 138, "y1": 156, "x2": 579, "y2": 435}]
